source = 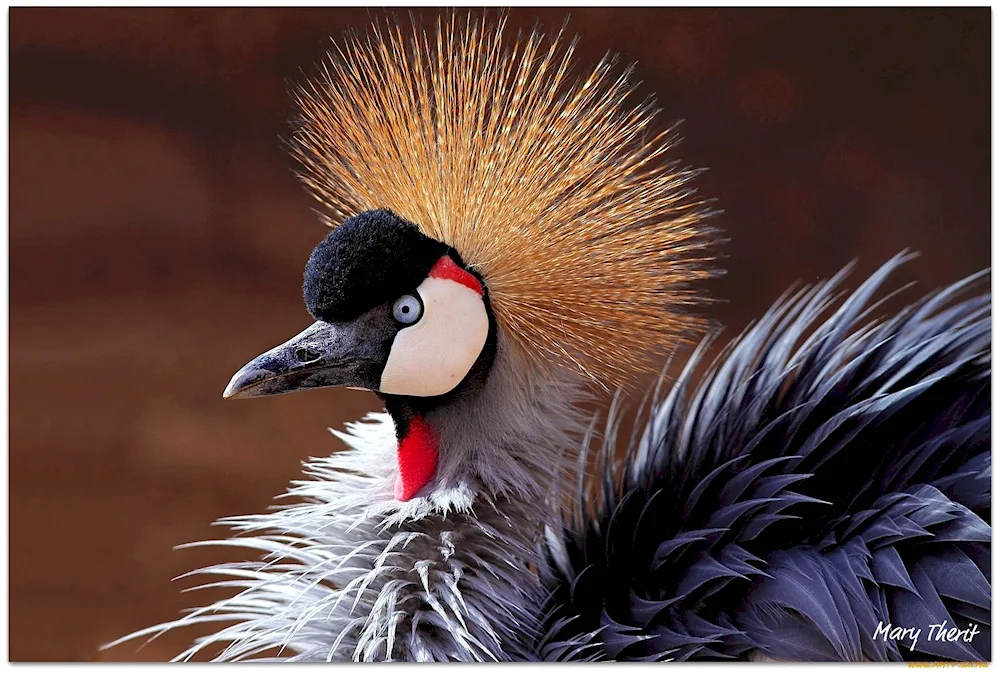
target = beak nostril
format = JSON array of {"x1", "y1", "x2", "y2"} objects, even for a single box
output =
[{"x1": 294, "y1": 347, "x2": 321, "y2": 363}]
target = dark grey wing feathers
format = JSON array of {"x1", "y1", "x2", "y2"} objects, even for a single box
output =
[{"x1": 538, "y1": 254, "x2": 990, "y2": 661}]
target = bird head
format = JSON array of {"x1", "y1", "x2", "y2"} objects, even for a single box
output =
[
  {"x1": 219, "y1": 14, "x2": 718, "y2": 503},
  {"x1": 224, "y1": 208, "x2": 494, "y2": 402}
]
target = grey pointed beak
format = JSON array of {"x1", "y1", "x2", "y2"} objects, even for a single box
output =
[{"x1": 223, "y1": 320, "x2": 378, "y2": 399}]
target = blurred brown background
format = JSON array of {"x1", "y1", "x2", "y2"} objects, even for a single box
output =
[{"x1": 9, "y1": 7, "x2": 990, "y2": 661}]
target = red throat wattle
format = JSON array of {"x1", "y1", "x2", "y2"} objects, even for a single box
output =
[{"x1": 394, "y1": 416, "x2": 439, "y2": 501}]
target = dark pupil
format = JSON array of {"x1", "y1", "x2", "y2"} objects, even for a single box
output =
[{"x1": 402, "y1": 305, "x2": 410, "y2": 313}]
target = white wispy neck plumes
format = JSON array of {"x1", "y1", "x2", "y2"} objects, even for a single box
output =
[{"x1": 112, "y1": 331, "x2": 592, "y2": 661}]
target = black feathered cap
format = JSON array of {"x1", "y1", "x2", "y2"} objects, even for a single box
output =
[{"x1": 303, "y1": 209, "x2": 454, "y2": 322}]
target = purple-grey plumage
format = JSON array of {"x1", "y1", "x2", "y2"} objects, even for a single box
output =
[{"x1": 539, "y1": 252, "x2": 990, "y2": 662}]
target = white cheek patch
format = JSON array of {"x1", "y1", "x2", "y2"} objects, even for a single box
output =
[{"x1": 379, "y1": 277, "x2": 489, "y2": 397}]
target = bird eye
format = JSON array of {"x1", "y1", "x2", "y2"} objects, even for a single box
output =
[{"x1": 392, "y1": 294, "x2": 423, "y2": 325}]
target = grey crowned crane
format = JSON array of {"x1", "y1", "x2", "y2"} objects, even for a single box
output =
[{"x1": 109, "y1": 15, "x2": 991, "y2": 662}]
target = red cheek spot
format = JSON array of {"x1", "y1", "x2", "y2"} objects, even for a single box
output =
[
  {"x1": 428, "y1": 255, "x2": 483, "y2": 295},
  {"x1": 394, "y1": 416, "x2": 439, "y2": 501}
]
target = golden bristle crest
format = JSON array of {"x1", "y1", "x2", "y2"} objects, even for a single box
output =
[{"x1": 292, "y1": 13, "x2": 717, "y2": 389}]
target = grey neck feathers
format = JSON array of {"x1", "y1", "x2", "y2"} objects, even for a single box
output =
[
  {"x1": 123, "y1": 330, "x2": 592, "y2": 661},
  {"x1": 424, "y1": 329, "x2": 591, "y2": 510}
]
